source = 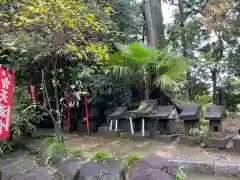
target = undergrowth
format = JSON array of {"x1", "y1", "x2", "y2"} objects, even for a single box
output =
[
  {"x1": 176, "y1": 165, "x2": 187, "y2": 180},
  {"x1": 91, "y1": 151, "x2": 110, "y2": 162}
]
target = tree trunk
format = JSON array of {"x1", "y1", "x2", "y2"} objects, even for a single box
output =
[
  {"x1": 143, "y1": 0, "x2": 156, "y2": 47},
  {"x1": 41, "y1": 69, "x2": 62, "y2": 143},
  {"x1": 212, "y1": 68, "x2": 217, "y2": 104},
  {"x1": 52, "y1": 54, "x2": 64, "y2": 143},
  {"x1": 142, "y1": 0, "x2": 155, "y2": 99},
  {"x1": 150, "y1": 0, "x2": 165, "y2": 47},
  {"x1": 178, "y1": 0, "x2": 195, "y2": 102}
]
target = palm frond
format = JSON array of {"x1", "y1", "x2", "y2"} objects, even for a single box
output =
[
  {"x1": 110, "y1": 65, "x2": 133, "y2": 78},
  {"x1": 154, "y1": 74, "x2": 177, "y2": 90}
]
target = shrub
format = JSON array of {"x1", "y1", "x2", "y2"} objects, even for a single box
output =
[
  {"x1": 71, "y1": 148, "x2": 85, "y2": 156},
  {"x1": 43, "y1": 138, "x2": 57, "y2": 146},
  {"x1": 91, "y1": 151, "x2": 109, "y2": 163},
  {"x1": 46, "y1": 142, "x2": 68, "y2": 165},
  {"x1": 176, "y1": 165, "x2": 186, "y2": 180},
  {"x1": 0, "y1": 140, "x2": 12, "y2": 154}
]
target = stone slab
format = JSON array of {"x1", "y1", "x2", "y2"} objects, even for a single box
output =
[
  {"x1": 178, "y1": 134, "x2": 202, "y2": 145},
  {"x1": 98, "y1": 126, "x2": 109, "y2": 133},
  {"x1": 128, "y1": 156, "x2": 175, "y2": 180},
  {"x1": 202, "y1": 136, "x2": 232, "y2": 149},
  {"x1": 57, "y1": 158, "x2": 87, "y2": 180},
  {"x1": 75, "y1": 158, "x2": 124, "y2": 180},
  {"x1": 232, "y1": 135, "x2": 240, "y2": 152},
  {"x1": 1, "y1": 159, "x2": 39, "y2": 179}
]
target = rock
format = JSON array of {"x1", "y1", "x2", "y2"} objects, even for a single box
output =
[
  {"x1": 1, "y1": 159, "x2": 39, "y2": 179},
  {"x1": 57, "y1": 158, "x2": 87, "y2": 180},
  {"x1": 75, "y1": 158, "x2": 123, "y2": 180},
  {"x1": 128, "y1": 156, "x2": 175, "y2": 180},
  {"x1": 24, "y1": 167, "x2": 56, "y2": 180},
  {"x1": 0, "y1": 157, "x2": 57, "y2": 180}
]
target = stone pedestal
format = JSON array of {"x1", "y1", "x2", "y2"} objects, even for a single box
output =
[
  {"x1": 233, "y1": 135, "x2": 240, "y2": 152},
  {"x1": 203, "y1": 136, "x2": 232, "y2": 149},
  {"x1": 178, "y1": 134, "x2": 202, "y2": 145}
]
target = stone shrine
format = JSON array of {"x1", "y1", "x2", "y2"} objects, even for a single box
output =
[
  {"x1": 99, "y1": 106, "x2": 128, "y2": 137},
  {"x1": 149, "y1": 105, "x2": 178, "y2": 140},
  {"x1": 119, "y1": 100, "x2": 158, "y2": 140},
  {"x1": 203, "y1": 106, "x2": 235, "y2": 148},
  {"x1": 178, "y1": 104, "x2": 202, "y2": 145}
]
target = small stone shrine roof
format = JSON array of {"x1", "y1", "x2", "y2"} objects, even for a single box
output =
[
  {"x1": 205, "y1": 106, "x2": 226, "y2": 120},
  {"x1": 150, "y1": 105, "x2": 178, "y2": 119},
  {"x1": 127, "y1": 100, "x2": 157, "y2": 117},
  {"x1": 179, "y1": 104, "x2": 202, "y2": 121},
  {"x1": 107, "y1": 106, "x2": 128, "y2": 119}
]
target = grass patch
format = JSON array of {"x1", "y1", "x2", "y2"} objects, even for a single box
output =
[
  {"x1": 46, "y1": 142, "x2": 68, "y2": 165},
  {"x1": 91, "y1": 151, "x2": 110, "y2": 163},
  {"x1": 43, "y1": 138, "x2": 57, "y2": 146},
  {"x1": 121, "y1": 155, "x2": 140, "y2": 175},
  {"x1": 71, "y1": 147, "x2": 85, "y2": 156}
]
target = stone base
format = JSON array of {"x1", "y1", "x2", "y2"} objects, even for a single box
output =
[
  {"x1": 178, "y1": 134, "x2": 202, "y2": 145},
  {"x1": 98, "y1": 126, "x2": 109, "y2": 133},
  {"x1": 76, "y1": 121, "x2": 97, "y2": 133},
  {"x1": 233, "y1": 135, "x2": 240, "y2": 153},
  {"x1": 153, "y1": 134, "x2": 178, "y2": 141},
  {"x1": 202, "y1": 136, "x2": 232, "y2": 149},
  {"x1": 120, "y1": 132, "x2": 150, "y2": 141}
]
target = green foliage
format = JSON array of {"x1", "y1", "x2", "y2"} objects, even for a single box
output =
[
  {"x1": 0, "y1": 140, "x2": 12, "y2": 154},
  {"x1": 1, "y1": 0, "x2": 111, "y2": 61},
  {"x1": 71, "y1": 148, "x2": 85, "y2": 156},
  {"x1": 43, "y1": 138, "x2": 57, "y2": 146},
  {"x1": 175, "y1": 165, "x2": 186, "y2": 180},
  {"x1": 46, "y1": 142, "x2": 68, "y2": 165},
  {"x1": 125, "y1": 155, "x2": 139, "y2": 167},
  {"x1": 11, "y1": 87, "x2": 42, "y2": 136},
  {"x1": 91, "y1": 151, "x2": 110, "y2": 163},
  {"x1": 107, "y1": 42, "x2": 189, "y2": 91}
]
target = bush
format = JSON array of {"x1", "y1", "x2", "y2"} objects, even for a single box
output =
[
  {"x1": 91, "y1": 151, "x2": 110, "y2": 163},
  {"x1": 46, "y1": 142, "x2": 68, "y2": 165},
  {"x1": 0, "y1": 140, "x2": 11, "y2": 154},
  {"x1": 176, "y1": 165, "x2": 186, "y2": 180},
  {"x1": 121, "y1": 155, "x2": 140, "y2": 175},
  {"x1": 0, "y1": 87, "x2": 43, "y2": 154},
  {"x1": 71, "y1": 148, "x2": 85, "y2": 156}
]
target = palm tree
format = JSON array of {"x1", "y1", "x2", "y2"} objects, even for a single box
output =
[{"x1": 106, "y1": 42, "x2": 189, "y2": 99}]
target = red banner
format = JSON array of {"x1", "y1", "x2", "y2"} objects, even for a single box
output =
[
  {"x1": 28, "y1": 85, "x2": 38, "y2": 104},
  {"x1": 0, "y1": 66, "x2": 15, "y2": 139}
]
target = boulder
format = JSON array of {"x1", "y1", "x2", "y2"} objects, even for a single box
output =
[
  {"x1": 128, "y1": 156, "x2": 175, "y2": 180},
  {"x1": 74, "y1": 158, "x2": 123, "y2": 180},
  {"x1": 0, "y1": 158, "x2": 57, "y2": 180},
  {"x1": 1, "y1": 159, "x2": 39, "y2": 179},
  {"x1": 57, "y1": 158, "x2": 87, "y2": 180}
]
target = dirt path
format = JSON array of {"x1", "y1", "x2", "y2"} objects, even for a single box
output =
[{"x1": 66, "y1": 134, "x2": 240, "y2": 164}]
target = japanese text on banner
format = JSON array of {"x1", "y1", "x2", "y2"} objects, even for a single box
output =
[{"x1": 0, "y1": 66, "x2": 15, "y2": 139}]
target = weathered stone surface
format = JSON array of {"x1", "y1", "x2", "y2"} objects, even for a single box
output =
[
  {"x1": 75, "y1": 158, "x2": 123, "y2": 180},
  {"x1": 233, "y1": 135, "x2": 240, "y2": 152},
  {"x1": 1, "y1": 158, "x2": 56, "y2": 180},
  {"x1": 178, "y1": 134, "x2": 202, "y2": 145},
  {"x1": 1, "y1": 159, "x2": 39, "y2": 179},
  {"x1": 57, "y1": 158, "x2": 87, "y2": 180},
  {"x1": 128, "y1": 156, "x2": 175, "y2": 180},
  {"x1": 202, "y1": 136, "x2": 232, "y2": 149}
]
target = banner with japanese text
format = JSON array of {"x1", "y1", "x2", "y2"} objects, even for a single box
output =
[
  {"x1": 27, "y1": 85, "x2": 38, "y2": 104},
  {"x1": 0, "y1": 66, "x2": 15, "y2": 139}
]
